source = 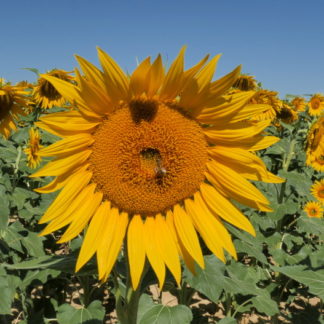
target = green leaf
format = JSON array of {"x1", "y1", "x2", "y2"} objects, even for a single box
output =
[
  {"x1": 183, "y1": 255, "x2": 225, "y2": 302},
  {"x1": 0, "y1": 186, "x2": 9, "y2": 230},
  {"x1": 139, "y1": 304, "x2": 192, "y2": 324},
  {"x1": 0, "y1": 275, "x2": 13, "y2": 314},
  {"x1": 297, "y1": 216, "x2": 324, "y2": 238},
  {"x1": 250, "y1": 295, "x2": 279, "y2": 316},
  {"x1": 272, "y1": 266, "x2": 324, "y2": 299},
  {"x1": 57, "y1": 300, "x2": 105, "y2": 324},
  {"x1": 137, "y1": 293, "x2": 155, "y2": 323}
]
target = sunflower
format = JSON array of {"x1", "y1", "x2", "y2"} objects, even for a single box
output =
[
  {"x1": 276, "y1": 104, "x2": 298, "y2": 124},
  {"x1": 16, "y1": 80, "x2": 34, "y2": 89},
  {"x1": 291, "y1": 97, "x2": 306, "y2": 112},
  {"x1": 250, "y1": 90, "x2": 282, "y2": 122},
  {"x1": 24, "y1": 128, "x2": 42, "y2": 168},
  {"x1": 303, "y1": 201, "x2": 323, "y2": 218},
  {"x1": 33, "y1": 69, "x2": 74, "y2": 109},
  {"x1": 232, "y1": 74, "x2": 258, "y2": 91},
  {"x1": 0, "y1": 78, "x2": 28, "y2": 138},
  {"x1": 308, "y1": 94, "x2": 324, "y2": 117},
  {"x1": 31, "y1": 47, "x2": 283, "y2": 289},
  {"x1": 306, "y1": 117, "x2": 324, "y2": 171},
  {"x1": 311, "y1": 179, "x2": 324, "y2": 203}
]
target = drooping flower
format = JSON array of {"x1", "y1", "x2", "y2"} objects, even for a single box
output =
[
  {"x1": 0, "y1": 78, "x2": 28, "y2": 138},
  {"x1": 308, "y1": 94, "x2": 324, "y2": 117},
  {"x1": 250, "y1": 90, "x2": 282, "y2": 122},
  {"x1": 31, "y1": 47, "x2": 283, "y2": 289},
  {"x1": 33, "y1": 69, "x2": 74, "y2": 109},
  {"x1": 232, "y1": 74, "x2": 258, "y2": 91},
  {"x1": 24, "y1": 128, "x2": 42, "y2": 168},
  {"x1": 291, "y1": 97, "x2": 306, "y2": 112},
  {"x1": 303, "y1": 201, "x2": 323, "y2": 218},
  {"x1": 311, "y1": 179, "x2": 324, "y2": 203},
  {"x1": 306, "y1": 117, "x2": 324, "y2": 171},
  {"x1": 16, "y1": 80, "x2": 34, "y2": 89},
  {"x1": 276, "y1": 104, "x2": 298, "y2": 124}
]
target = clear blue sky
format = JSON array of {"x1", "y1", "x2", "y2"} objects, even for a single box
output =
[{"x1": 2, "y1": 0, "x2": 324, "y2": 97}]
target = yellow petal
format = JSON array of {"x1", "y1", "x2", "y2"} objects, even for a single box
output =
[
  {"x1": 129, "y1": 57, "x2": 151, "y2": 96},
  {"x1": 75, "y1": 54, "x2": 107, "y2": 93},
  {"x1": 75, "y1": 68, "x2": 113, "y2": 115},
  {"x1": 127, "y1": 214, "x2": 146, "y2": 290},
  {"x1": 35, "y1": 164, "x2": 90, "y2": 194},
  {"x1": 155, "y1": 214, "x2": 181, "y2": 286},
  {"x1": 38, "y1": 170, "x2": 92, "y2": 224},
  {"x1": 160, "y1": 46, "x2": 186, "y2": 100},
  {"x1": 204, "y1": 120, "x2": 271, "y2": 144},
  {"x1": 97, "y1": 47, "x2": 129, "y2": 103},
  {"x1": 30, "y1": 150, "x2": 91, "y2": 178},
  {"x1": 38, "y1": 134, "x2": 94, "y2": 157},
  {"x1": 146, "y1": 55, "x2": 164, "y2": 96},
  {"x1": 58, "y1": 191, "x2": 103, "y2": 243},
  {"x1": 76, "y1": 201, "x2": 111, "y2": 271},
  {"x1": 144, "y1": 216, "x2": 165, "y2": 288},
  {"x1": 40, "y1": 184, "x2": 96, "y2": 236},
  {"x1": 200, "y1": 182, "x2": 255, "y2": 236},
  {"x1": 185, "y1": 198, "x2": 225, "y2": 262},
  {"x1": 173, "y1": 205, "x2": 204, "y2": 269},
  {"x1": 102, "y1": 211, "x2": 129, "y2": 282},
  {"x1": 207, "y1": 160, "x2": 270, "y2": 209}
]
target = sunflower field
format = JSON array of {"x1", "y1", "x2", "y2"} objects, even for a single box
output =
[{"x1": 0, "y1": 49, "x2": 323, "y2": 324}]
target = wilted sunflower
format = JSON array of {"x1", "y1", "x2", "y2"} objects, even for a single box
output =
[
  {"x1": 232, "y1": 74, "x2": 258, "y2": 91},
  {"x1": 16, "y1": 80, "x2": 34, "y2": 89},
  {"x1": 291, "y1": 97, "x2": 306, "y2": 112},
  {"x1": 308, "y1": 94, "x2": 324, "y2": 117},
  {"x1": 277, "y1": 104, "x2": 298, "y2": 124},
  {"x1": 311, "y1": 179, "x2": 324, "y2": 203},
  {"x1": 33, "y1": 69, "x2": 74, "y2": 109},
  {"x1": 24, "y1": 128, "x2": 42, "y2": 168},
  {"x1": 304, "y1": 201, "x2": 323, "y2": 218},
  {"x1": 306, "y1": 117, "x2": 324, "y2": 171},
  {"x1": 0, "y1": 78, "x2": 28, "y2": 138},
  {"x1": 250, "y1": 90, "x2": 282, "y2": 122},
  {"x1": 31, "y1": 47, "x2": 283, "y2": 289}
]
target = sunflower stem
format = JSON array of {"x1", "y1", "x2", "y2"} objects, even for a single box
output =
[{"x1": 278, "y1": 139, "x2": 296, "y2": 204}]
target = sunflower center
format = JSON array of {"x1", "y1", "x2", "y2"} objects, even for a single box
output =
[
  {"x1": 89, "y1": 100, "x2": 208, "y2": 215},
  {"x1": 0, "y1": 92, "x2": 14, "y2": 119},
  {"x1": 39, "y1": 78, "x2": 61, "y2": 100},
  {"x1": 310, "y1": 208, "x2": 317, "y2": 216},
  {"x1": 311, "y1": 98, "x2": 321, "y2": 110},
  {"x1": 319, "y1": 189, "x2": 324, "y2": 198}
]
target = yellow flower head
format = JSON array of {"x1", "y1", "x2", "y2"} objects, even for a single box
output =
[
  {"x1": 16, "y1": 80, "x2": 34, "y2": 89},
  {"x1": 31, "y1": 47, "x2": 283, "y2": 290},
  {"x1": 311, "y1": 179, "x2": 324, "y2": 203},
  {"x1": 308, "y1": 94, "x2": 324, "y2": 116},
  {"x1": 291, "y1": 97, "x2": 306, "y2": 112},
  {"x1": 232, "y1": 74, "x2": 258, "y2": 91},
  {"x1": 277, "y1": 104, "x2": 298, "y2": 124},
  {"x1": 0, "y1": 79, "x2": 28, "y2": 138},
  {"x1": 306, "y1": 117, "x2": 324, "y2": 171},
  {"x1": 24, "y1": 128, "x2": 42, "y2": 168},
  {"x1": 304, "y1": 201, "x2": 323, "y2": 218},
  {"x1": 33, "y1": 69, "x2": 74, "y2": 109},
  {"x1": 250, "y1": 90, "x2": 282, "y2": 121}
]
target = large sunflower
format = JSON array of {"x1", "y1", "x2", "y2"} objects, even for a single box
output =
[
  {"x1": 31, "y1": 47, "x2": 283, "y2": 289},
  {"x1": 306, "y1": 117, "x2": 324, "y2": 171},
  {"x1": 33, "y1": 69, "x2": 74, "y2": 109},
  {"x1": 0, "y1": 78, "x2": 28, "y2": 138},
  {"x1": 308, "y1": 94, "x2": 324, "y2": 117}
]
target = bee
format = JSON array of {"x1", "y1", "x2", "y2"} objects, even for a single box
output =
[{"x1": 154, "y1": 157, "x2": 167, "y2": 180}]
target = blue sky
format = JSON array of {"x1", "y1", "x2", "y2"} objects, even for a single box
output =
[{"x1": 2, "y1": 0, "x2": 324, "y2": 97}]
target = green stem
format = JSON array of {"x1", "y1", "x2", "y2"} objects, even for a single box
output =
[{"x1": 278, "y1": 139, "x2": 296, "y2": 204}]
